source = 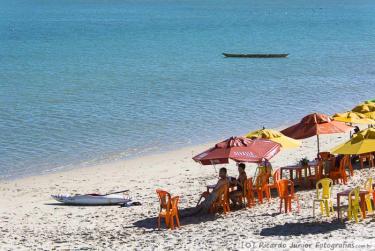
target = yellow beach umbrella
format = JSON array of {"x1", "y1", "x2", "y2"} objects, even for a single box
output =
[
  {"x1": 364, "y1": 111, "x2": 375, "y2": 120},
  {"x1": 245, "y1": 128, "x2": 301, "y2": 149},
  {"x1": 352, "y1": 102, "x2": 375, "y2": 113},
  {"x1": 331, "y1": 128, "x2": 375, "y2": 154},
  {"x1": 332, "y1": 111, "x2": 375, "y2": 124}
]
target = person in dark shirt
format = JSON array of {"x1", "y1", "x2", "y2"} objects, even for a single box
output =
[{"x1": 229, "y1": 163, "x2": 247, "y2": 206}]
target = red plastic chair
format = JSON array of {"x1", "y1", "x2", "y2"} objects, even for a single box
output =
[{"x1": 277, "y1": 179, "x2": 300, "y2": 213}]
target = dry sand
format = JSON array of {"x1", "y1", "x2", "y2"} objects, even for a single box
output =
[{"x1": 1, "y1": 132, "x2": 375, "y2": 250}]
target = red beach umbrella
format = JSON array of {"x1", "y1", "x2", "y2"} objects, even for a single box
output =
[
  {"x1": 281, "y1": 113, "x2": 352, "y2": 154},
  {"x1": 192, "y1": 136, "x2": 281, "y2": 165}
]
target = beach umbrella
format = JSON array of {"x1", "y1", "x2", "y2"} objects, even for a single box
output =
[
  {"x1": 331, "y1": 128, "x2": 375, "y2": 155},
  {"x1": 364, "y1": 111, "x2": 375, "y2": 120},
  {"x1": 352, "y1": 102, "x2": 375, "y2": 113},
  {"x1": 332, "y1": 111, "x2": 375, "y2": 125},
  {"x1": 245, "y1": 128, "x2": 300, "y2": 149},
  {"x1": 367, "y1": 99, "x2": 375, "y2": 103},
  {"x1": 192, "y1": 136, "x2": 281, "y2": 165},
  {"x1": 281, "y1": 113, "x2": 352, "y2": 154}
]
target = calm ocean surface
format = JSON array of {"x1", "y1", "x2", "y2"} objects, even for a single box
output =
[{"x1": 1, "y1": 0, "x2": 375, "y2": 179}]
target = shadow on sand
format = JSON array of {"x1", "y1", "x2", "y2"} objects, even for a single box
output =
[
  {"x1": 260, "y1": 220, "x2": 346, "y2": 236},
  {"x1": 44, "y1": 203, "x2": 121, "y2": 207},
  {"x1": 132, "y1": 207, "x2": 223, "y2": 230}
]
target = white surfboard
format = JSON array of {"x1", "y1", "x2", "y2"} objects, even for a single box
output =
[{"x1": 51, "y1": 193, "x2": 131, "y2": 205}]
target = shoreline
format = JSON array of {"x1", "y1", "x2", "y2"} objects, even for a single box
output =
[
  {"x1": 0, "y1": 122, "x2": 294, "y2": 183},
  {"x1": 0, "y1": 140, "x2": 214, "y2": 185}
]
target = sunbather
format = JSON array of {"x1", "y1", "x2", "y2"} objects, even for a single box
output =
[{"x1": 181, "y1": 167, "x2": 229, "y2": 216}]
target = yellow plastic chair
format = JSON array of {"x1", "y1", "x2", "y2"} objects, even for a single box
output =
[
  {"x1": 341, "y1": 187, "x2": 363, "y2": 223},
  {"x1": 313, "y1": 178, "x2": 334, "y2": 217},
  {"x1": 364, "y1": 177, "x2": 374, "y2": 214}
]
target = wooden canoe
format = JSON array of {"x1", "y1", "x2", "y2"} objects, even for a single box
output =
[{"x1": 223, "y1": 53, "x2": 288, "y2": 58}]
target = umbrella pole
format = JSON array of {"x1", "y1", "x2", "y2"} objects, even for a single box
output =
[
  {"x1": 210, "y1": 160, "x2": 217, "y2": 173},
  {"x1": 317, "y1": 134, "x2": 320, "y2": 157}
]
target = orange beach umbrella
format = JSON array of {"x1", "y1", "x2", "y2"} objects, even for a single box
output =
[{"x1": 281, "y1": 113, "x2": 352, "y2": 154}]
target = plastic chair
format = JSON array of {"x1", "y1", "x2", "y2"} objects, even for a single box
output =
[
  {"x1": 210, "y1": 184, "x2": 230, "y2": 214},
  {"x1": 168, "y1": 196, "x2": 181, "y2": 229},
  {"x1": 341, "y1": 187, "x2": 363, "y2": 223},
  {"x1": 267, "y1": 168, "x2": 281, "y2": 197},
  {"x1": 277, "y1": 179, "x2": 300, "y2": 213},
  {"x1": 243, "y1": 177, "x2": 255, "y2": 208},
  {"x1": 342, "y1": 155, "x2": 354, "y2": 177},
  {"x1": 320, "y1": 156, "x2": 336, "y2": 178},
  {"x1": 364, "y1": 177, "x2": 374, "y2": 214},
  {"x1": 312, "y1": 178, "x2": 334, "y2": 217},
  {"x1": 307, "y1": 160, "x2": 323, "y2": 188},
  {"x1": 156, "y1": 189, "x2": 174, "y2": 229},
  {"x1": 359, "y1": 154, "x2": 375, "y2": 169},
  {"x1": 253, "y1": 172, "x2": 270, "y2": 204},
  {"x1": 329, "y1": 156, "x2": 348, "y2": 185},
  {"x1": 318, "y1": 152, "x2": 332, "y2": 160},
  {"x1": 230, "y1": 178, "x2": 248, "y2": 208}
]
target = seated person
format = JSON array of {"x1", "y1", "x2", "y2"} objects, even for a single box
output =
[
  {"x1": 351, "y1": 126, "x2": 360, "y2": 138},
  {"x1": 229, "y1": 163, "x2": 247, "y2": 205},
  {"x1": 183, "y1": 167, "x2": 229, "y2": 216},
  {"x1": 335, "y1": 154, "x2": 344, "y2": 168}
]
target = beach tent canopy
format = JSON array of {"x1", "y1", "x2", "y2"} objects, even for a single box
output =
[
  {"x1": 352, "y1": 102, "x2": 375, "y2": 113},
  {"x1": 281, "y1": 113, "x2": 352, "y2": 153},
  {"x1": 332, "y1": 111, "x2": 375, "y2": 124},
  {"x1": 193, "y1": 136, "x2": 281, "y2": 165},
  {"x1": 245, "y1": 128, "x2": 300, "y2": 149},
  {"x1": 331, "y1": 128, "x2": 375, "y2": 155}
]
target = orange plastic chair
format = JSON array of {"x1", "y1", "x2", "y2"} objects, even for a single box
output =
[
  {"x1": 318, "y1": 152, "x2": 332, "y2": 160},
  {"x1": 231, "y1": 177, "x2": 251, "y2": 208},
  {"x1": 329, "y1": 156, "x2": 348, "y2": 185},
  {"x1": 277, "y1": 179, "x2": 300, "y2": 214},
  {"x1": 320, "y1": 156, "x2": 335, "y2": 178},
  {"x1": 359, "y1": 154, "x2": 375, "y2": 169},
  {"x1": 168, "y1": 196, "x2": 181, "y2": 229},
  {"x1": 267, "y1": 168, "x2": 281, "y2": 197},
  {"x1": 346, "y1": 155, "x2": 354, "y2": 177},
  {"x1": 306, "y1": 160, "x2": 323, "y2": 188},
  {"x1": 156, "y1": 190, "x2": 180, "y2": 230},
  {"x1": 210, "y1": 184, "x2": 230, "y2": 214},
  {"x1": 253, "y1": 172, "x2": 270, "y2": 204},
  {"x1": 244, "y1": 177, "x2": 255, "y2": 208}
]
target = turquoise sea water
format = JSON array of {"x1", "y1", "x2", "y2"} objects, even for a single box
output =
[{"x1": 1, "y1": 0, "x2": 375, "y2": 179}]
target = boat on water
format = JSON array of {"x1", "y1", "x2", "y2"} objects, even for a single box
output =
[
  {"x1": 51, "y1": 193, "x2": 131, "y2": 205},
  {"x1": 223, "y1": 53, "x2": 289, "y2": 58}
]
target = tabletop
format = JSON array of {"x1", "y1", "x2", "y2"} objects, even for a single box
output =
[
  {"x1": 281, "y1": 162, "x2": 317, "y2": 170},
  {"x1": 337, "y1": 189, "x2": 369, "y2": 196}
]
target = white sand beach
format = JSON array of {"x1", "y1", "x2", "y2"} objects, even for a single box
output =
[{"x1": 1, "y1": 132, "x2": 375, "y2": 250}]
